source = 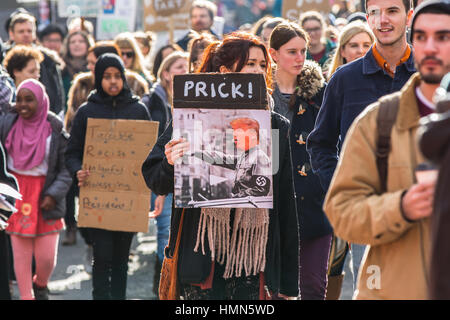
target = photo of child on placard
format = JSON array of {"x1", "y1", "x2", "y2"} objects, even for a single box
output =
[{"x1": 173, "y1": 108, "x2": 273, "y2": 208}]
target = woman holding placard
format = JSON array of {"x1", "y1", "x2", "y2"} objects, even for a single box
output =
[
  {"x1": 0, "y1": 79, "x2": 71, "y2": 300},
  {"x1": 269, "y1": 21, "x2": 330, "y2": 300},
  {"x1": 65, "y1": 53, "x2": 150, "y2": 300},
  {"x1": 142, "y1": 32, "x2": 299, "y2": 300},
  {"x1": 141, "y1": 51, "x2": 188, "y2": 298}
]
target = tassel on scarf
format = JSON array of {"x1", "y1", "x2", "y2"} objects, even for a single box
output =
[{"x1": 194, "y1": 207, "x2": 269, "y2": 279}]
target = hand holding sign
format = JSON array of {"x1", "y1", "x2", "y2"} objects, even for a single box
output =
[
  {"x1": 77, "y1": 169, "x2": 90, "y2": 187},
  {"x1": 165, "y1": 138, "x2": 190, "y2": 165}
]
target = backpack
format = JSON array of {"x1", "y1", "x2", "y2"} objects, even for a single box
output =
[{"x1": 376, "y1": 95, "x2": 400, "y2": 193}]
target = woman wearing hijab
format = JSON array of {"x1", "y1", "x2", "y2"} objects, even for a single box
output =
[
  {"x1": 0, "y1": 79, "x2": 72, "y2": 300},
  {"x1": 65, "y1": 53, "x2": 151, "y2": 300}
]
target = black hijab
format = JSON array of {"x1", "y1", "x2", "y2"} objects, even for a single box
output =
[{"x1": 92, "y1": 53, "x2": 138, "y2": 105}]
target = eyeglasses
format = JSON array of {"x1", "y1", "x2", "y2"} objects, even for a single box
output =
[
  {"x1": 122, "y1": 51, "x2": 135, "y2": 58},
  {"x1": 304, "y1": 27, "x2": 322, "y2": 34}
]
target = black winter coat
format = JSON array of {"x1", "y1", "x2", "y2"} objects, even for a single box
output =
[
  {"x1": 141, "y1": 112, "x2": 299, "y2": 297},
  {"x1": 141, "y1": 86, "x2": 171, "y2": 137},
  {"x1": 65, "y1": 90, "x2": 150, "y2": 177},
  {"x1": 419, "y1": 110, "x2": 450, "y2": 299},
  {"x1": 273, "y1": 60, "x2": 332, "y2": 240}
]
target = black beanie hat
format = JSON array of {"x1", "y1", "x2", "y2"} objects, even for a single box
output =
[
  {"x1": 410, "y1": 0, "x2": 450, "y2": 43},
  {"x1": 94, "y1": 53, "x2": 128, "y2": 96}
]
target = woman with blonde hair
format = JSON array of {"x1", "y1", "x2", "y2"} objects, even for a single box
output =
[
  {"x1": 133, "y1": 31, "x2": 155, "y2": 70},
  {"x1": 327, "y1": 21, "x2": 374, "y2": 80},
  {"x1": 114, "y1": 32, "x2": 154, "y2": 85}
]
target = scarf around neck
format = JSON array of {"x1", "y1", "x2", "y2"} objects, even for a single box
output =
[
  {"x1": 195, "y1": 207, "x2": 270, "y2": 279},
  {"x1": 5, "y1": 79, "x2": 52, "y2": 171}
]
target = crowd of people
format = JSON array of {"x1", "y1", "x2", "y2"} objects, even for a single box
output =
[{"x1": 0, "y1": 0, "x2": 449, "y2": 301}]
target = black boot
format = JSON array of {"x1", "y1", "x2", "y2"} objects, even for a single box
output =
[
  {"x1": 153, "y1": 256, "x2": 162, "y2": 299},
  {"x1": 62, "y1": 226, "x2": 77, "y2": 246},
  {"x1": 33, "y1": 282, "x2": 49, "y2": 300}
]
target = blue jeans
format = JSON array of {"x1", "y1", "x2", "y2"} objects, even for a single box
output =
[
  {"x1": 348, "y1": 243, "x2": 366, "y2": 291},
  {"x1": 150, "y1": 193, "x2": 173, "y2": 262}
]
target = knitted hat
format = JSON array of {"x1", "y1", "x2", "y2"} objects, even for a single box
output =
[
  {"x1": 410, "y1": 0, "x2": 450, "y2": 43},
  {"x1": 94, "y1": 53, "x2": 127, "y2": 97}
]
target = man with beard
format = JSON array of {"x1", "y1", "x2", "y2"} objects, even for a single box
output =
[
  {"x1": 322, "y1": 0, "x2": 450, "y2": 299},
  {"x1": 176, "y1": 0, "x2": 220, "y2": 51},
  {"x1": 306, "y1": 0, "x2": 416, "y2": 295}
]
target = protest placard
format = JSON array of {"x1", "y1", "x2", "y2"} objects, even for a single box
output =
[
  {"x1": 143, "y1": 0, "x2": 192, "y2": 34},
  {"x1": 78, "y1": 119, "x2": 159, "y2": 233},
  {"x1": 57, "y1": 0, "x2": 100, "y2": 17},
  {"x1": 96, "y1": 0, "x2": 137, "y2": 40},
  {"x1": 172, "y1": 73, "x2": 273, "y2": 209},
  {"x1": 282, "y1": 0, "x2": 332, "y2": 22}
]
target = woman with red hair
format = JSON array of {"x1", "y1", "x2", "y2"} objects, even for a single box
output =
[{"x1": 142, "y1": 32, "x2": 299, "y2": 300}]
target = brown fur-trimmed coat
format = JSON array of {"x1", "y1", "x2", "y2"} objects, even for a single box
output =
[{"x1": 65, "y1": 70, "x2": 148, "y2": 131}]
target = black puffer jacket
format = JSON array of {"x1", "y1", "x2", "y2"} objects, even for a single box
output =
[
  {"x1": 141, "y1": 83, "x2": 171, "y2": 137},
  {"x1": 65, "y1": 90, "x2": 150, "y2": 177},
  {"x1": 141, "y1": 112, "x2": 299, "y2": 297},
  {"x1": 65, "y1": 53, "x2": 151, "y2": 177}
]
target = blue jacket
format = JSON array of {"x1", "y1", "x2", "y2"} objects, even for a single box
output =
[{"x1": 306, "y1": 46, "x2": 416, "y2": 192}]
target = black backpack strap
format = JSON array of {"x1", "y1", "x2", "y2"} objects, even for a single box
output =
[{"x1": 376, "y1": 95, "x2": 400, "y2": 194}]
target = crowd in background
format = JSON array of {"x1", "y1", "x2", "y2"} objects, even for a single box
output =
[{"x1": 0, "y1": 0, "x2": 449, "y2": 301}]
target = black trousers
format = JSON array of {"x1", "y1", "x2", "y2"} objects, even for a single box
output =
[
  {"x1": 180, "y1": 262, "x2": 260, "y2": 300},
  {"x1": 0, "y1": 231, "x2": 11, "y2": 300},
  {"x1": 64, "y1": 182, "x2": 77, "y2": 228},
  {"x1": 91, "y1": 228, "x2": 134, "y2": 300}
]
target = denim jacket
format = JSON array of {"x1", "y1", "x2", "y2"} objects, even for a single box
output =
[{"x1": 306, "y1": 46, "x2": 416, "y2": 192}]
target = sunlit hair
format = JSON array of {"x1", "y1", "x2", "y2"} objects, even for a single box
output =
[
  {"x1": 327, "y1": 21, "x2": 375, "y2": 80},
  {"x1": 269, "y1": 21, "x2": 309, "y2": 51},
  {"x1": 299, "y1": 10, "x2": 326, "y2": 29},
  {"x1": 187, "y1": 32, "x2": 216, "y2": 73},
  {"x1": 190, "y1": 0, "x2": 217, "y2": 20},
  {"x1": 133, "y1": 31, "x2": 155, "y2": 53},
  {"x1": 151, "y1": 44, "x2": 183, "y2": 79},
  {"x1": 114, "y1": 32, "x2": 152, "y2": 82},
  {"x1": 61, "y1": 30, "x2": 95, "y2": 60},
  {"x1": 9, "y1": 12, "x2": 36, "y2": 32},
  {"x1": 88, "y1": 41, "x2": 121, "y2": 58},
  {"x1": 365, "y1": 0, "x2": 411, "y2": 12},
  {"x1": 3, "y1": 45, "x2": 43, "y2": 81},
  {"x1": 197, "y1": 31, "x2": 272, "y2": 91},
  {"x1": 157, "y1": 51, "x2": 189, "y2": 92}
]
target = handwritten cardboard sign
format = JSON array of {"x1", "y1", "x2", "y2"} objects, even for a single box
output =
[
  {"x1": 78, "y1": 118, "x2": 159, "y2": 232},
  {"x1": 282, "y1": 0, "x2": 332, "y2": 22},
  {"x1": 144, "y1": 0, "x2": 192, "y2": 32}
]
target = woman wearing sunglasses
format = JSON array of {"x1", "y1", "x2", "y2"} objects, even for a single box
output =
[{"x1": 114, "y1": 32, "x2": 154, "y2": 88}]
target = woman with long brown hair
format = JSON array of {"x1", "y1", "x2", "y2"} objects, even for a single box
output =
[
  {"x1": 269, "y1": 21, "x2": 330, "y2": 300},
  {"x1": 142, "y1": 32, "x2": 299, "y2": 300}
]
